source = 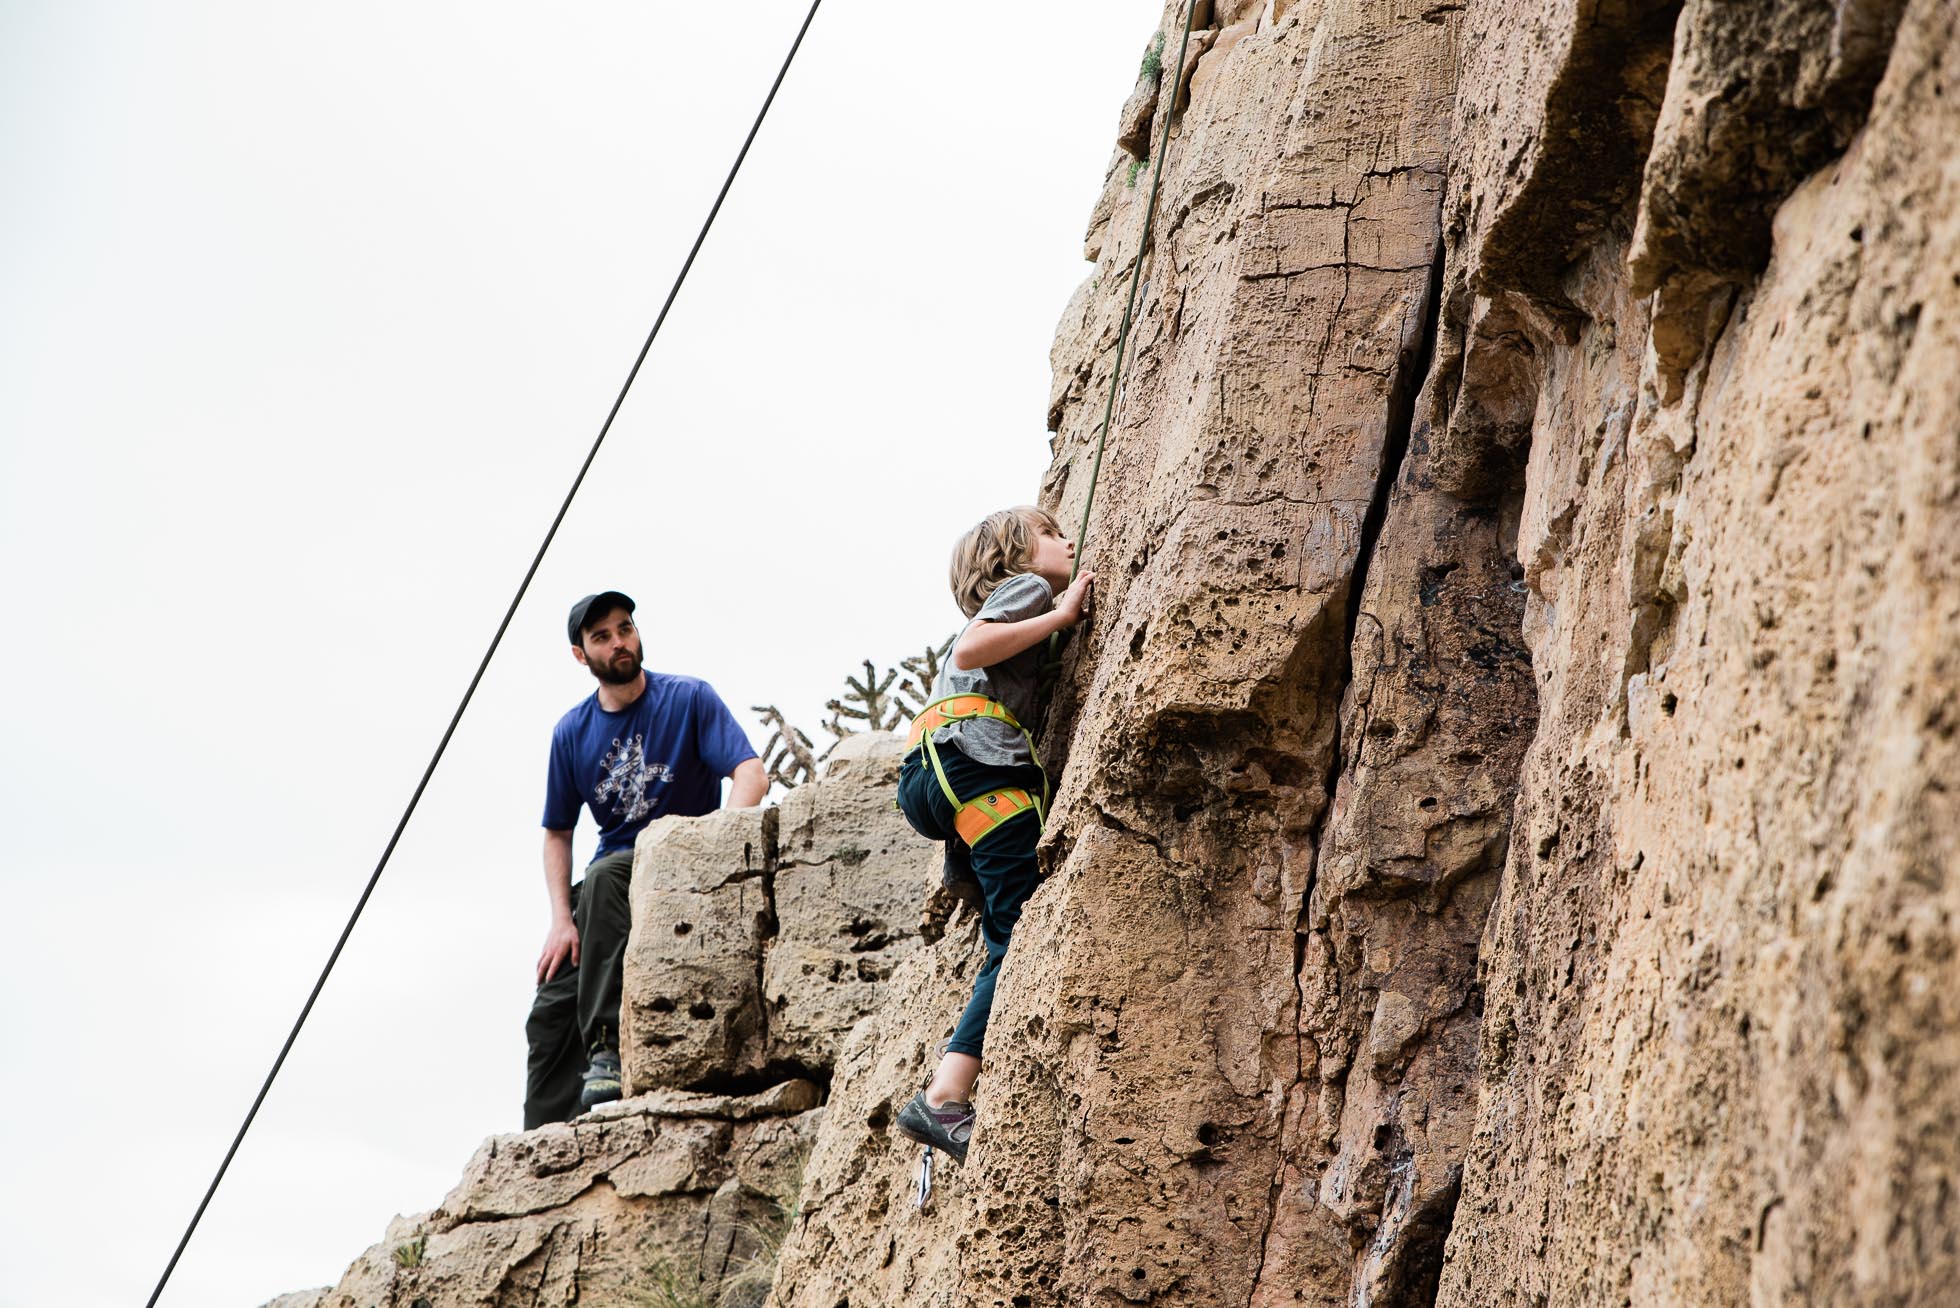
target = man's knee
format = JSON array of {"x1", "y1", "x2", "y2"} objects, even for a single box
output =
[{"x1": 526, "y1": 1001, "x2": 568, "y2": 1047}]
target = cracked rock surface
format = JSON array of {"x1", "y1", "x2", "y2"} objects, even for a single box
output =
[
  {"x1": 773, "y1": 1, "x2": 1960, "y2": 1305},
  {"x1": 277, "y1": 1087, "x2": 819, "y2": 1308},
  {"x1": 264, "y1": 736, "x2": 937, "y2": 1308}
]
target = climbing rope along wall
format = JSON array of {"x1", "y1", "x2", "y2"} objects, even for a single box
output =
[{"x1": 1048, "y1": 0, "x2": 1204, "y2": 668}]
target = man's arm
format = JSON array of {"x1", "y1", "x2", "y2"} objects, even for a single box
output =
[
  {"x1": 536, "y1": 828, "x2": 579, "y2": 984},
  {"x1": 727, "y1": 757, "x2": 766, "y2": 808}
]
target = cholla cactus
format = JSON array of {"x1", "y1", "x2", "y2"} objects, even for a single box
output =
[
  {"x1": 758, "y1": 641, "x2": 961, "y2": 782},
  {"x1": 897, "y1": 637, "x2": 956, "y2": 717},
  {"x1": 751, "y1": 704, "x2": 818, "y2": 791},
  {"x1": 825, "y1": 659, "x2": 905, "y2": 741}
]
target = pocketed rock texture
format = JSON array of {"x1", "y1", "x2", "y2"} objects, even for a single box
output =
[
  {"x1": 771, "y1": 0, "x2": 1960, "y2": 1305},
  {"x1": 623, "y1": 732, "x2": 938, "y2": 1094},
  {"x1": 285, "y1": 1084, "x2": 819, "y2": 1308},
  {"x1": 767, "y1": 913, "x2": 992, "y2": 1306},
  {"x1": 264, "y1": 735, "x2": 938, "y2": 1308},
  {"x1": 1431, "y1": 0, "x2": 1960, "y2": 1302}
]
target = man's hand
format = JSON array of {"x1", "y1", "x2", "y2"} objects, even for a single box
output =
[
  {"x1": 1054, "y1": 569, "x2": 1095, "y2": 625},
  {"x1": 537, "y1": 918, "x2": 580, "y2": 984}
]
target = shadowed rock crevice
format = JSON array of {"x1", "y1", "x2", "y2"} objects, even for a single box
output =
[
  {"x1": 1627, "y1": 0, "x2": 1909, "y2": 293},
  {"x1": 681, "y1": 1060, "x2": 833, "y2": 1100},
  {"x1": 1332, "y1": 242, "x2": 1449, "y2": 801},
  {"x1": 1367, "y1": 1164, "x2": 1461, "y2": 1308},
  {"x1": 1466, "y1": 0, "x2": 1683, "y2": 300}
]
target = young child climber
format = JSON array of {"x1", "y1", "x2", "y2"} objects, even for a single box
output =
[{"x1": 892, "y1": 505, "x2": 1094, "y2": 1163}]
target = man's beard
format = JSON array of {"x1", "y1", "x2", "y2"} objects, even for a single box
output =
[{"x1": 589, "y1": 646, "x2": 642, "y2": 686}]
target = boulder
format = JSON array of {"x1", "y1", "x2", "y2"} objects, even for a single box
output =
[
  {"x1": 621, "y1": 805, "x2": 776, "y2": 1092},
  {"x1": 764, "y1": 732, "x2": 939, "y2": 1071},
  {"x1": 295, "y1": 1086, "x2": 818, "y2": 1308},
  {"x1": 623, "y1": 731, "x2": 938, "y2": 1096}
]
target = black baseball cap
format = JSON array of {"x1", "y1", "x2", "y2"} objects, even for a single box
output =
[{"x1": 567, "y1": 591, "x2": 635, "y2": 645}]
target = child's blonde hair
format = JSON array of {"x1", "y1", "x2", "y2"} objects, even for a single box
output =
[{"x1": 950, "y1": 505, "x2": 1063, "y2": 618}]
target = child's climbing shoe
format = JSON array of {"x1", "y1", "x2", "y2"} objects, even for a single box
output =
[
  {"x1": 579, "y1": 1048, "x2": 623, "y2": 1110},
  {"x1": 894, "y1": 1090, "x2": 974, "y2": 1164}
]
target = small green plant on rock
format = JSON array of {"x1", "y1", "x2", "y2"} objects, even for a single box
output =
[
  {"x1": 631, "y1": 1257, "x2": 715, "y2": 1308},
  {"x1": 1139, "y1": 29, "x2": 1166, "y2": 82},
  {"x1": 391, "y1": 1235, "x2": 426, "y2": 1269},
  {"x1": 716, "y1": 1164, "x2": 804, "y2": 1308}
]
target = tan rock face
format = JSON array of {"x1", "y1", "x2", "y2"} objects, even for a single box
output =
[
  {"x1": 1433, "y1": 0, "x2": 1960, "y2": 1302},
  {"x1": 771, "y1": 914, "x2": 991, "y2": 1306},
  {"x1": 623, "y1": 804, "x2": 777, "y2": 1091},
  {"x1": 772, "y1": 1, "x2": 1959, "y2": 1305},
  {"x1": 623, "y1": 732, "x2": 938, "y2": 1094},
  {"x1": 765, "y1": 734, "x2": 940, "y2": 1072},
  {"x1": 290, "y1": 1087, "x2": 817, "y2": 1308}
]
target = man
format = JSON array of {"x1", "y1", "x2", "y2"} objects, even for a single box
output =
[{"x1": 526, "y1": 590, "x2": 767, "y2": 1127}]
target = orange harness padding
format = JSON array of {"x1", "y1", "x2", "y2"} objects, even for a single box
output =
[
  {"x1": 905, "y1": 694, "x2": 1022, "y2": 751},
  {"x1": 952, "y1": 785, "x2": 1041, "y2": 846},
  {"x1": 906, "y1": 695, "x2": 1048, "y2": 848}
]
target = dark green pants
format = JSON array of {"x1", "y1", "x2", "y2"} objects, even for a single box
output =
[{"x1": 523, "y1": 849, "x2": 634, "y2": 1128}]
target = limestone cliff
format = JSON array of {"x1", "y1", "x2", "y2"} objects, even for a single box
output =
[
  {"x1": 774, "y1": 0, "x2": 1958, "y2": 1304},
  {"x1": 274, "y1": 1, "x2": 1959, "y2": 1303}
]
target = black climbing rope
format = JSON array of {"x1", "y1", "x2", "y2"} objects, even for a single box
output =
[{"x1": 142, "y1": 4, "x2": 824, "y2": 1303}]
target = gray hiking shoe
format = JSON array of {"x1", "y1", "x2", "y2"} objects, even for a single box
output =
[
  {"x1": 579, "y1": 1048, "x2": 622, "y2": 1110},
  {"x1": 894, "y1": 1089, "x2": 974, "y2": 1164}
]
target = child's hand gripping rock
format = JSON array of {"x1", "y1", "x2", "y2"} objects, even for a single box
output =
[{"x1": 1054, "y1": 569, "x2": 1095, "y2": 626}]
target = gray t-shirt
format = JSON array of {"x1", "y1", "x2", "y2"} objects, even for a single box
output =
[{"x1": 929, "y1": 572, "x2": 1054, "y2": 767}]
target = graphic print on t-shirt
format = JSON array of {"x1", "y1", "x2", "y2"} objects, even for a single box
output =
[{"x1": 593, "y1": 733, "x2": 674, "y2": 824}]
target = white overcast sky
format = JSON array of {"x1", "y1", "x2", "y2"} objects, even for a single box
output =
[{"x1": 0, "y1": 3, "x2": 1150, "y2": 1304}]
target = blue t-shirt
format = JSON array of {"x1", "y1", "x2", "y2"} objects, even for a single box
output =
[{"x1": 541, "y1": 673, "x2": 757, "y2": 861}]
